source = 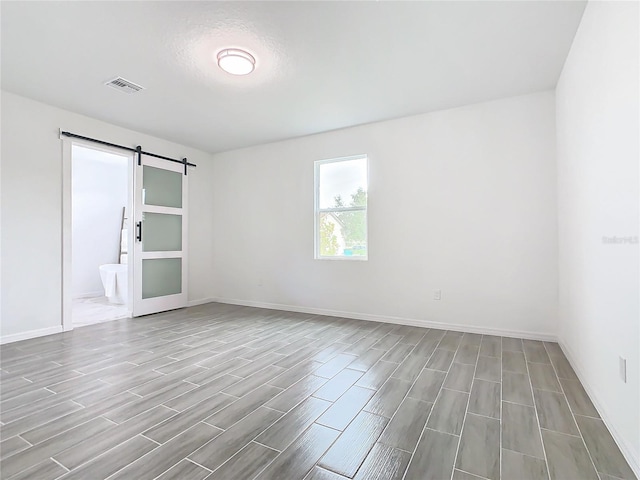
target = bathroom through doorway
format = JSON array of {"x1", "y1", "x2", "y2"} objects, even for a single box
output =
[{"x1": 70, "y1": 144, "x2": 132, "y2": 327}]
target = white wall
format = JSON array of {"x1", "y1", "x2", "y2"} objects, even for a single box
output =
[
  {"x1": 72, "y1": 146, "x2": 128, "y2": 298},
  {"x1": 556, "y1": 1, "x2": 639, "y2": 473},
  {"x1": 0, "y1": 91, "x2": 215, "y2": 339},
  {"x1": 211, "y1": 91, "x2": 558, "y2": 338}
]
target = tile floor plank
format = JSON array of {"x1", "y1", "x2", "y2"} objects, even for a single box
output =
[
  {"x1": 426, "y1": 388, "x2": 469, "y2": 435},
  {"x1": 0, "y1": 435, "x2": 31, "y2": 461},
  {"x1": 192, "y1": 407, "x2": 282, "y2": 471},
  {"x1": 405, "y1": 428, "x2": 459, "y2": 480},
  {"x1": 425, "y1": 349, "x2": 456, "y2": 371},
  {"x1": 502, "y1": 351, "x2": 528, "y2": 374},
  {"x1": 205, "y1": 442, "x2": 279, "y2": 480},
  {"x1": 455, "y1": 413, "x2": 501, "y2": 480},
  {"x1": 528, "y1": 363, "x2": 562, "y2": 393},
  {"x1": 312, "y1": 369, "x2": 362, "y2": 403},
  {"x1": 207, "y1": 384, "x2": 284, "y2": 428},
  {"x1": 267, "y1": 375, "x2": 328, "y2": 412},
  {"x1": 523, "y1": 341, "x2": 551, "y2": 364},
  {"x1": 9, "y1": 458, "x2": 68, "y2": 480},
  {"x1": 452, "y1": 469, "x2": 488, "y2": 480},
  {"x1": 444, "y1": 363, "x2": 476, "y2": 393},
  {"x1": 378, "y1": 397, "x2": 432, "y2": 452},
  {"x1": 111, "y1": 422, "x2": 222, "y2": 480},
  {"x1": 144, "y1": 393, "x2": 236, "y2": 444},
  {"x1": 502, "y1": 338, "x2": 524, "y2": 352},
  {"x1": 355, "y1": 361, "x2": 398, "y2": 390},
  {"x1": 407, "y1": 369, "x2": 446, "y2": 403},
  {"x1": 533, "y1": 389, "x2": 579, "y2": 436},
  {"x1": 541, "y1": 430, "x2": 599, "y2": 480},
  {"x1": 559, "y1": 379, "x2": 599, "y2": 418},
  {"x1": 305, "y1": 467, "x2": 349, "y2": 479},
  {"x1": 255, "y1": 423, "x2": 340, "y2": 480},
  {"x1": 1, "y1": 417, "x2": 115, "y2": 479},
  {"x1": 501, "y1": 449, "x2": 549, "y2": 480},
  {"x1": 454, "y1": 344, "x2": 480, "y2": 366},
  {"x1": 468, "y1": 379, "x2": 501, "y2": 419},
  {"x1": 502, "y1": 401, "x2": 544, "y2": 459},
  {"x1": 156, "y1": 459, "x2": 211, "y2": 480},
  {"x1": 575, "y1": 415, "x2": 637, "y2": 480},
  {"x1": 502, "y1": 371, "x2": 534, "y2": 406},
  {"x1": 54, "y1": 405, "x2": 176, "y2": 470},
  {"x1": 363, "y1": 377, "x2": 412, "y2": 418},
  {"x1": 315, "y1": 385, "x2": 375, "y2": 431},
  {"x1": 354, "y1": 443, "x2": 411, "y2": 480},
  {"x1": 256, "y1": 396, "x2": 332, "y2": 451},
  {"x1": 480, "y1": 336, "x2": 502, "y2": 358},
  {"x1": 319, "y1": 411, "x2": 388, "y2": 477},
  {"x1": 475, "y1": 356, "x2": 501, "y2": 382}
]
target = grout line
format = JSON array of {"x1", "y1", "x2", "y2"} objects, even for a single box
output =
[
  {"x1": 252, "y1": 439, "x2": 281, "y2": 453},
  {"x1": 539, "y1": 427, "x2": 582, "y2": 439},
  {"x1": 501, "y1": 398, "x2": 535, "y2": 408},
  {"x1": 457, "y1": 467, "x2": 491, "y2": 479},
  {"x1": 140, "y1": 433, "x2": 162, "y2": 445},
  {"x1": 449, "y1": 335, "x2": 482, "y2": 480},
  {"x1": 50, "y1": 456, "x2": 70, "y2": 472},
  {"x1": 400, "y1": 332, "x2": 461, "y2": 480},
  {"x1": 543, "y1": 342, "x2": 601, "y2": 477},
  {"x1": 184, "y1": 457, "x2": 213, "y2": 473},
  {"x1": 499, "y1": 337, "x2": 503, "y2": 480},
  {"x1": 502, "y1": 446, "x2": 546, "y2": 461},
  {"x1": 201, "y1": 415, "x2": 287, "y2": 479},
  {"x1": 524, "y1": 338, "x2": 552, "y2": 478},
  {"x1": 100, "y1": 415, "x2": 119, "y2": 426},
  {"x1": 347, "y1": 340, "x2": 426, "y2": 477}
]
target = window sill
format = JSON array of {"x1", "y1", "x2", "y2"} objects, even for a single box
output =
[{"x1": 315, "y1": 256, "x2": 368, "y2": 261}]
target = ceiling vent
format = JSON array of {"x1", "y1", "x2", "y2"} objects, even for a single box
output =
[{"x1": 104, "y1": 76, "x2": 145, "y2": 94}]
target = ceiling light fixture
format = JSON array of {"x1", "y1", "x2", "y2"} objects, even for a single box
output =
[{"x1": 217, "y1": 48, "x2": 256, "y2": 76}]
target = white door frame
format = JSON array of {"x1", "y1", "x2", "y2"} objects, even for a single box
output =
[{"x1": 60, "y1": 133, "x2": 135, "y2": 331}]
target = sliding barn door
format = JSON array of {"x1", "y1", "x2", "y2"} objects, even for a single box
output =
[{"x1": 132, "y1": 155, "x2": 188, "y2": 316}]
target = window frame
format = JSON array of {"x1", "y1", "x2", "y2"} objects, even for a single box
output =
[{"x1": 314, "y1": 154, "x2": 369, "y2": 261}]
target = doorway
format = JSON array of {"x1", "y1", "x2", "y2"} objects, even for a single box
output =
[
  {"x1": 61, "y1": 133, "x2": 190, "y2": 332},
  {"x1": 70, "y1": 145, "x2": 132, "y2": 326}
]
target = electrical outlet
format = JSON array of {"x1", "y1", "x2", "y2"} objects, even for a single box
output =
[
  {"x1": 619, "y1": 357, "x2": 627, "y2": 383},
  {"x1": 434, "y1": 289, "x2": 442, "y2": 301}
]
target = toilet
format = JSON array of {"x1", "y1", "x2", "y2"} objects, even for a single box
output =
[{"x1": 99, "y1": 264, "x2": 128, "y2": 304}]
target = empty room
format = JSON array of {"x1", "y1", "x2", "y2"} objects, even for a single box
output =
[{"x1": 0, "y1": 1, "x2": 638, "y2": 479}]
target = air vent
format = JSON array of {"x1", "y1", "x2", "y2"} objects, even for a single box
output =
[{"x1": 104, "y1": 77, "x2": 145, "y2": 94}]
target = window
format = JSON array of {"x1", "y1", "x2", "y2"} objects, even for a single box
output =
[{"x1": 314, "y1": 155, "x2": 368, "y2": 259}]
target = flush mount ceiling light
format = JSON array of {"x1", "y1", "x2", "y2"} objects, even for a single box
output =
[{"x1": 217, "y1": 48, "x2": 256, "y2": 75}]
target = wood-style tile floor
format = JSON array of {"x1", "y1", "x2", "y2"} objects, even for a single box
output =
[{"x1": 0, "y1": 303, "x2": 636, "y2": 480}]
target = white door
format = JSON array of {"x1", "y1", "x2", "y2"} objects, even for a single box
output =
[{"x1": 133, "y1": 155, "x2": 188, "y2": 316}]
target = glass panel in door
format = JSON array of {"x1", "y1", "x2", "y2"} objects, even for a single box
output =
[
  {"x1": 142, "y1": 258, "x2": 182, "y2": 299},
  {"x1": 142, "y1": 213, "x2": 182, "y2": 252},
  {"x1": 143, "y1": 165, "x2": 182, "y2": 208}
]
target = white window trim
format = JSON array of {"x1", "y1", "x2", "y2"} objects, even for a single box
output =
[{"x1": 314, "y1": 154, "x2": 369, "y2": 261}]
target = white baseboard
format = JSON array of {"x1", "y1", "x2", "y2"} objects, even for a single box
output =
[
  {"x1": 187, "y1": 297, "x2": 217, "y2": 308},
  {"x1": 559, "y1": 340, "x2": 640, "y2": 478},
  {"x1": 1, "y1": 325, "x2": 64, "y2": 345},
  {"x1": 209, "y1": 297, "x2": 557, "y2": 341}
]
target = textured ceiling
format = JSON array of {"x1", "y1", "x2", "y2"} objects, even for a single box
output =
[{"x1": 1, "y1": 1, "x2": 586, "y2": 154}]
